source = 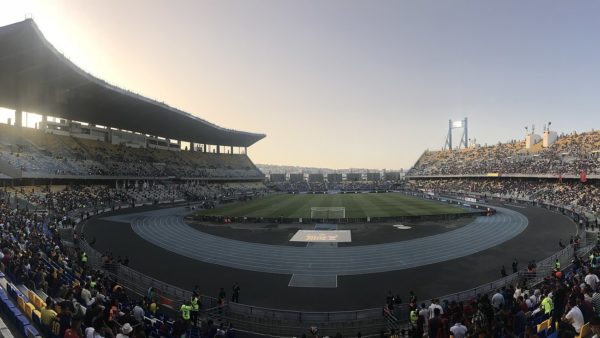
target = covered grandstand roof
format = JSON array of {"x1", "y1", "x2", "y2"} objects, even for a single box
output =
[{"x1": 0, "y1": 19, "x2": 265, "y2": 147}]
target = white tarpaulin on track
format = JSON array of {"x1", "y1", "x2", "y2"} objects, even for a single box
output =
[{"x1": 290, "y1": 230, "x2": 352, "y2": 243}]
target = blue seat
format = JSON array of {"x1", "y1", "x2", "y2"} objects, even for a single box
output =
[
  {"x1": 547, "y1": 331, "x2": 558, "y2": 338},
  {"x1": 3, "y1": 298, "x2": 16, "y2": 314},
  {"x1": 17, "y1": 285, "x2": 31, "y2": 300},
  {"x1": 0, "y1": 296, "x2": 7, "y2": 314},
  {"x1": 6, "y1": 283, "x2": 16, "y2": 299},
  {"x1": 25, "y1": 324, "x2": 40, "y2": 338},
  {"x1": 14, "y1": 314, "x2": 29, "y2": 336},
  {"x1": 9, "y1": 305, "x2": 20, "y2": 319}
]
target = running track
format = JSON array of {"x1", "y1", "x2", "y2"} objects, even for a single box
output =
[{"x1": 103, "y1": 205, "x2": 528, "y2": 276}]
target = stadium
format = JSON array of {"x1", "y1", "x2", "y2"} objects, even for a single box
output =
[{"x1": 0, "y1": 12, "x2": 599, "y2": 338}]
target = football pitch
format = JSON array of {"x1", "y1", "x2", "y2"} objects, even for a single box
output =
[{"x1": 196, "y1": 193, "x2": 467, "y2": 218}]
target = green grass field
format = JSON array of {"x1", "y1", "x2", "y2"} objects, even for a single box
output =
[{"x1": 196, "y1": 193, "x2": 466, "y2": 218}]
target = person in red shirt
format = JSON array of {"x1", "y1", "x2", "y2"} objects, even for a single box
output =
[{"x1": 64, "y1": 317, "x2": 83, "y2": 338}]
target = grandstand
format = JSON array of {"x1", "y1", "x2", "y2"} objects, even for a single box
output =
[
  {"x1": 408, "y1": 130, "x2": 600, "y2": 177},
  {"x1": 2, "y1": 16, "x2": 600, "y2": 338},
  {"x1": 0, "y1": 19, "x2": 265, "y2": 182}
]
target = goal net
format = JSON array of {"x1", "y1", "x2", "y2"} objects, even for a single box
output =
[{"x1": 310, "y1": 207, "x2": 346, "y2": 219}]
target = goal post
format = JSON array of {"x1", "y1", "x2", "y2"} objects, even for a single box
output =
[{"x1": 310, "y1": 207, "x2": 346, "y2": 219}]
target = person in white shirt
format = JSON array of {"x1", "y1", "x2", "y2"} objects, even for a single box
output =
[
  {"x1": 450, "y1": 320, "x2": 468, "y2": 338},
  {"x1": 418, "y1": 303, "x2": 430, "y2": 321},
  {"x1": 81, "y1": 284, "x2": 92, "y2": 305},
  {"x1": 132, "y1": 302, "x2": 145, "y2": 323},
  {"x1": 531, "y1": 289, "x2": 541, "y2": 308},
  {"x1": 428, "y1": 299, "x2": 443, "y2": 319},
  {"x1": 586, "y1": 272, "x2": 600, "y2": 290},
  {"x1": 418, "y1": 303, "x2": 430, "y2": 333},
  {"x1": 564, "y1": 299, "x2": 585, "y2": 334}
]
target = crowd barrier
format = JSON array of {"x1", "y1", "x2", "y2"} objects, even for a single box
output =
[{"x1": 74, "y1": 192, "x2": 594, "y2": 336}]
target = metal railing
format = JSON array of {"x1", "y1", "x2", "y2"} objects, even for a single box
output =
[{"x1": 72, "y1": 192, "x2": 595, "y2": 336}]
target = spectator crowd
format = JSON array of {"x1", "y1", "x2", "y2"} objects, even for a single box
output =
[{"x1": 408, "y1": 130, "x2": 600, "y2": 176}]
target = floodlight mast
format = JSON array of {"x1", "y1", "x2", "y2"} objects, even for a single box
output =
[{"x1": 443, "y1": 117, "x2": 469, "y2": 150}]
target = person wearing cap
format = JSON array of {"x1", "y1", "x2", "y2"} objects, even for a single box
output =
[{"x1": 116, "y1": 323, "x2": 133, "y2": 338}]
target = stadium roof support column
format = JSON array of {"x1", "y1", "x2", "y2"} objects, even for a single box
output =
[
  {"x1": 14, "y1": 109, "x2": 22, "y2": 127},
  {"x1": 444, "y1": 119, "x2": 452, "y2": 150}
]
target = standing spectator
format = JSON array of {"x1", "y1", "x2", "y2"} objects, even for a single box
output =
[
  {"x1": 64, "y1": 317, "x2": 83, "y2": 338},
  {"x1": 449, "y1": 317, "x2": 467, "y2": 338},
  {"x1": 428, "y1": 308, "x2": 442, "y2": 338},
  {"x1": 232, "y1": 282, "x2": 240, "y2": 303},
  {"x1": 586, "y1": 271, "x2": 600, "y2": 290},
  {"x1": 218, "y1": 287, "x2": 227, "y2": 305},
  {"x1": 428, "y1": 299, "x2": 443, "y2": 319},
  {"x1": 491, "y1": 290, "x2": 504, "y2": 310}
]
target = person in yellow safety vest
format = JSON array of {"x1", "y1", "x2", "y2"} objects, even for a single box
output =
[
  {"x1": 410, "y1": 308, "x2": 419, "y2": 329},
  {"x1": 541, "y1": 295, "x2": 553, "y2": 316},
  {"x1": 190, "y1": 293, "x2": 200, "y2": 326},
  {"x1": 554, "y1": 259, "x2": 561, "y2": 271},
  {"x1": 81, "y1": 252, "x2": 88, "y2": 264},
  {"x1": 180, "y1": 301, "x2": 192, "y2": 328}
]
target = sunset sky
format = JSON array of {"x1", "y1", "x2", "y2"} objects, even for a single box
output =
[{"x1": 2, "y1": 1, "x2": 600, "y2": 169}]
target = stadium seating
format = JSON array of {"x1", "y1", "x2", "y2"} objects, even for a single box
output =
[
  {"x1": 0, "y1": 123, "x2": 263, "y2": 179},
  {"x1": 408, "y1": 130, "x2": 600, "y2": 176}
]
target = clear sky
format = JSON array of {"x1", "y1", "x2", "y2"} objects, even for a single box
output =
[{"x1": 1, "y1": 1, "x2": 600, "y2": 170}]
